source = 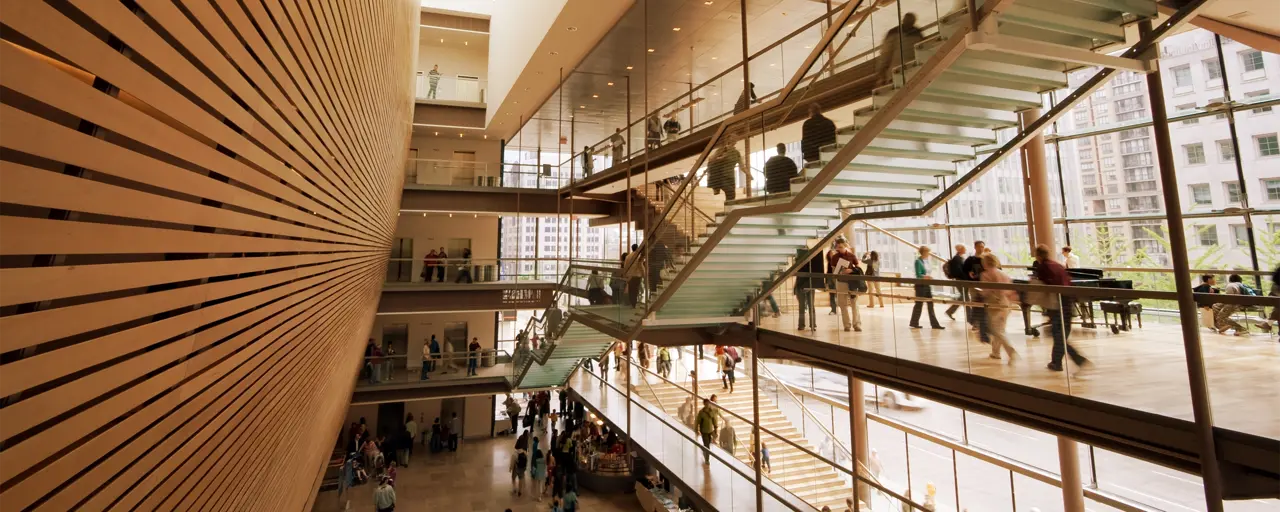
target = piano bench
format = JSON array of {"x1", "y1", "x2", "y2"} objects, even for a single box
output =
[{"x1": 1100, "y1": 301, "x2": 1142, "y2": 333}]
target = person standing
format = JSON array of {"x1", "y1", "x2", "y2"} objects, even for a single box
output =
[
  {"x1": 648, "y1": 240, "x2": 670, "y2": 293},
  {"x1": 764, "y1": 143, "x2": 798, "y2": 195},
  {"x1": 909, "y1": 246, "x2": 944, "y2": 329},
  {"x1": 404, "y1": 414, "x2": 418, "y2": 465},
  {"x1": 422, "y1": 248, "x2": 437, "y2": 282},
  {"x1": 801, "y1": 103, "x2": 836, "y2": 166},
  {"x1": 646, "y1": 115, "x2": 662, "y2": 150},
  {"x1": 760, "y1": 440, "x2": 772, "y2": 473},
  {"x1": 828, "y1": 239, "x2": 862, "y2": 332},
  {"x1": 864, "y1": 251, "x2": 884, "y2": 308},
  {"x1": 511, "y1": 445, "x2": 528, "y2": 496},
  {"x1": 657, "y1": 346, "x2": 672, "y2": 379},
  {"x1": 435, "y1": 247, "x2": 448, "y2": 282},
  {"x1": 373, "y1": 475, "x2": 397, "y2": 512},
  {"x1": 717, "y1": 416, "x2": 736, "y2": 456},
  {"x1": 979, "y1": 253, "x2": 1018, "y2": 362},
  {"x1": 943, "y1": 245, "x2": 967, "y2": 320},
  {"x1": 623, "y1": 247, "x2": 646, "y2": 306},
  {"x1": 428, "y1": 335, "x2": 441, "y2": 373},
  {"x1": 1034, "y1": 244, "x2": 1090, "y2": 372},
  {"x1": 1060, "y1": 246, "x2": 1081, "y2": 268},
  {"x1": 609, "y1": 128, "x2": 626, "y2": 165},
  {"x1": 420, "y1": 339, "x2": 432, "y2": 381},
  {"x1": 707, "y1": 144, "x2": 743, "y2": 201},
  {"x1": 796, "y1": 247, "x2": 825, "y2": 331},
  {"x1": 734, "y1": 82, "x2": 757, "y2": 115},
  {"x1": 530, "y1": 446, "x2": 548, "y2": 502},
  {"x1": 455, "y1": 248, "x2": 473, "y2": 283},
  {"x1": 719, "y1": 349, "x2": 736, "y2": 393},
  {"x1": 695, "y1": 399, "x2": 719, "y2": 464},
  {"x1": 427, "y1": 64, "x2": 441, "y2": 99},
  {"x1": 581, "y1": 146, "x2": 594, "y2": 177},
  {"x1": 876, "y1": 13, "x2": 923, "y2": 85},
  {"x1": 467, "y1": 337, "x2": 481, "y2": 376},
  {"x1": 448, "y1": 412, "x2": 462, "y2": 451}
]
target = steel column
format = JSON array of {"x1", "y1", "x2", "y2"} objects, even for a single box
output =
[
  {"x1": 1021, "y1": 107, "x2": 1055, "y2": 249},
  {"x1": 752, "y1": 335, "x2": 763, "y2": 510},
  {"x1": 849, "y1": 373, "x2": 868, "y2": 503},
  {"x1": 1140, "y1": 19, "x2": 1224, "y2": 512}
]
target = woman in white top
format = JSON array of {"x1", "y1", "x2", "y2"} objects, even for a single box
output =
[{"x1": 978, "y1": 253, "x2": 1019, "y2": 362}]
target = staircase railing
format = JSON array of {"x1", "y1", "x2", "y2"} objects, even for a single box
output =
[
  {"x1": 616, "y1": 0, "x2": 875, "y2": 306},
  {"x1": 738, "y1": 0, "x2": 1211, "y2": 314},
  {"x1": 512, "y1": 262, "x2": 620, "y2": 385}
]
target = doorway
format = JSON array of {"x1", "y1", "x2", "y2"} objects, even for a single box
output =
[
  {"x1": 387, "y1": 237, "x2": 413, "y2": 283},
  {"x1": 377, "y1": 402, "x2": 405, "y2": 439},
  {"x1": 382, "y1": 323, "x2": 408, "y2": 379},
  {"x1": 443, "y1": 321, "x2": 468, "y2": 372}
]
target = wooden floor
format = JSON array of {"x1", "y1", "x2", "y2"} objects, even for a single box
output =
[
  {"x1": 570, "y1": 370, "x2": 810, "y2": 512},
  {"x1": 755, "y1": 299, "x2": 1280, "y2": 440}
]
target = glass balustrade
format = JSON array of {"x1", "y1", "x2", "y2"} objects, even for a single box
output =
[
  {"x1": 414, "y1": 74, "x2": 487, "y2": 104},
  {"x1": 353, "y1": 349, "x2": 512, "y2": 388},
  {"x1": 382, "y1": 257, "x2": 617, "y2": 285}
]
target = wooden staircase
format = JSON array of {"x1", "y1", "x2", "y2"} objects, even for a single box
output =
[{"x1": 630, "y1": 376, "x2": 855, "y2": 511}]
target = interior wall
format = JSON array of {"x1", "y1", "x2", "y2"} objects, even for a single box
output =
[
  {"x1": 408, "y1": 135, "x2": 502, "y2": 164},
  {"x1": 465, "y1": 396, "x2": 496, "y2": 438},
  {"x1": 346, "y1": 397, "x2": 489, "y2": 441},
  {"x1": 417, "y1": 39, "x2": 489, "y2": 80},
  {"x1": 393, "y1": 211, "x2": 500, "y2": 271},
  {"x1": 371, "y1": 310, "x2": 497, "y2": 368}
]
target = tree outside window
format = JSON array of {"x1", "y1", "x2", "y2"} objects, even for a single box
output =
[{"x1": 1197, "y1": 225, "x2": 1219, "y2": 247}]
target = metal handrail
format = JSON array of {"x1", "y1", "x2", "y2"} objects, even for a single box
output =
[
  {"x1": 739, "y1": 0, "x2": 1213, "y2": 315},
  {"x1": 755, "y1": 357, "x2": 856, "y2": 465},
  {"x1": 513, "y1": 264, "x2": 627, "y2": 384}
]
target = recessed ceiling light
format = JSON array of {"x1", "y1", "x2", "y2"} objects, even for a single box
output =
[
  {"x1": 803, "y1": 46, "x2": 811, "y2": 49},
  {"x1": 711, "y1": 56, "x2": 718, "y2": 60},
  {"x1": 567, "y1": 26, "x2": 579, "y2": 32},
  {"x1": 464, "y1": 41, "x2": 469, "y2": 46},
  {"x1": 550, "y1": 51, "x2": 559, "y2": 55},
  {"x1": 459, "y1": 133, "x2": 463, "y2": 137},
  {"x1": 672, "y1": 27, "x2": 681, "y2": 31},
  {"x1": 434, "y1": 131, "x2": 439, "y2": 135},
  {"x1": 662, "y1": 88, "x2": 667, "y2": 91},
  {"x1": 440, "y1": 38, "x2": 444, "y2": 43},
  {"x1": 626, "y1": 66, "x2": 633, "y2": 70},
  {"x1": 592, "y1": 94, "x2": 599, "y2": 98},
  {"x1": 770, "y1": 63, "x2": 775, "y2": 67},
  {"x1": 484, "y1": 135, "x2": 488, "y2": 139},
  {"x1": 704, "y1": 0, "x2": 713, "y2": 4},
  {"x1": 607, "y1": 82, "x2": 614, "y2": 86},
  {"x1": 579, "y1": 105, "x2": 585, "y2": 108},
  {"x1": 647, "y1": 48, "x2": 655, "y2": 53}
]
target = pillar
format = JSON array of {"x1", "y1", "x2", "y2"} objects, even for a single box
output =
[
  {"x1": 848, "y1": 373, "x2": 869, "y2": 503},
  {"x1": 1140, "y1": 19, "x2": 1223, "y2": 512},
  {"x1": 752, "y1": 336, "x2": 764, "y2": 510},
  {"x1": 1021, "y1": 107, "x2": 1084, "y2": 512}
]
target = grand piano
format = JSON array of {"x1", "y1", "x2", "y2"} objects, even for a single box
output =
[{"x1": 1013, "y1": 267, "x2": 1136, "y2": 336}]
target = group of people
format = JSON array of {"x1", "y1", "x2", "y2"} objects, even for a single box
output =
[
  {"x1": 1194, "y1": 269, "x2": 1279, "y2": 336},
  {"x1": 509, "y1": 392, "x2": 584, "y2": 511},
  {"x1": 420, "y1": 247, "x2": 474, "y2": 283},
  {"x1": 680, "y1": 393, "x2": 771, "y2": 472}
]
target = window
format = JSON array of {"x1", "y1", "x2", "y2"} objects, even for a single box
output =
[
  {"x1": 1094, "y1": 103, "x2": 1110, "y2": 115},
  {"x1": 1073, "y1": 110, "x2": 1090, "y2": 126},
  {"x1": 1120, "y1": 139, "x2": 1149, "y2": 154},
  {"x1": 1115, "y1": 97, "x2": 1144, "y2": 112},
  {"x1": 1092, "y1": 200, "x2": 1107, "y2": 213},
  {"x1": 1230, "y1": 224, "x2": 1249, "y2": 247},
  {"x1": 1078, "y1": 149, "x2": 1094, "y2": 161},
  {"x1": 1079, "y1": 137, "x2": 1093, "y2": 148},
  {"x1": 1082, "y1": 174, "x2": 1097, "y2": 185},
  {"x1": 1256, "y1": 133, "x2": 1279, "y2": 157},
  {"x1": 1217, "y1": 139, "x2": 1235, "y2": 161},
  {"x1": 1093, "y1": 88, "x2": 1108, "y2": 99},
  {"x1": 1189, "y1": 184, "x2": 1212, "y2": 205},
  {"x1": 1127, "y1": 195, "x2": 1160, "y2": 212},
  {"x1": 1197, "y1": 225, "x2": 1219, "y2": 247},
  {"x1": 1106, "y1": 172, "x2": 1118, "y2": 182},
  {"x1": 1203, "y1": 57, "x2": 1222, "y2": 80},
  {"x1": 1122, "y1": 153, "x2": 1152, "y2": 168},
  {"x1": 1184, "y1": 143, "x2": 1205, "y2": 164},
  {"x1": 1113, "y1": 82, "x2": 1141, "y2": 95},
  {"x1": 1240, "y1": 49, "x2": 1265, "y2": 73},
  {"x1": 1125, "y1": 167, "x2": 1154, "y2": 182},
  {"x1": 1126, "y1": 181, "x2": 1157, "y2": 193},
  {"x1": 1119, "y1": 128, "x2": 1146, "y2": 140},
  {"x1": 1080, "y1": 161, "x2": 1095, "y2": 172},
  {"x1": 1106, "y1": 184, "x2": 1119, "y2": 194},
  {"x1": 1099, "y1": 142, "x2": 1114, "y2": 153},
  {"x1": 1170, "y1": 64, "x2": 1193, "y2": 88},
  {"x1": 1265, "y1": 179, "x2": 1280, "y2": 201},
  {"x1": 1176, "y1": 103, "x2": 1200, "y2": 125},
  {"x1": 1106, "y1": 198, "x2": 1121, "y2": 210},
  {"x1": 1101, "y1": 156, "x2": 1115, "y2": 168},
  {"x1": 1116, "y1": 110, "x2": 1145, "y2": 122},
  {"x1": 1084, "y1": 187, "x2": 1099, "y2": 197},
  {"x1": 1225, "y1": 181, "x2": 1242, "y2": 204},
  {"x1": 1243, "y1": 90, "x2": 1272, "y2": 114}
]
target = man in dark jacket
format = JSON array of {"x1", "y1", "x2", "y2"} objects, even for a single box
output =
[
  {"x1": 944, "y1": 245, "x2": 967, "y2": 319},
  {"x1": 1035, "y1": 244, "x2": 1089, "y2": 372},
  {"x1": 707, "y1": 145, "x2": 742, "y2": 201},
  {"x1": 795, "y1": 247, "x2": 826, "y2": 331},
  {"x1": 961, "y1": 241, "x2": 988, "y2": 342},
  {"x1": 764, "y1": 143, "x2": 799, "y2": 195},
  {"x1": 800, "y1": 103, "x2": 836, "y2": 165}
]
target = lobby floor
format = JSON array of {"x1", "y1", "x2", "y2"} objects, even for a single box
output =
[
  {"x1": 311, "y1": 436, "x2": 641, "y2": 512},
  {"x1": 753, "y1": 298, "x2": 1280, "y2": 439}
]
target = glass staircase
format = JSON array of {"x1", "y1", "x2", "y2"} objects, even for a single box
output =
[{"x1": 645, "y1": 0, "x2": 1174, "y2": 323}]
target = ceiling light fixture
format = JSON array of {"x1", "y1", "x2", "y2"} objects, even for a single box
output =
[
  {"x1": 704, "y1": 0, "x2": 713, "y2": 4},
  {"x1": 592, "y1": 94, "x2": 599, "y2": 98},
  {"x1": 459, "y1": 133, "x2": 463, "y2": 137},
  {"x1": 672, "y1": 27, "x2": 681, "y2": 31},
  {"x1": 464, "y1": 41, "x2": 469, "y2": 46},
  {"x1": 607, "y1": 82, "x2": 614, "y2": 86},
  {"x1": 423, "y1": 212, "x2": 427, "y2": 217},
  {"x1": 550, "y1": 51, "x2": 559, "y2": 55},
  {"x1": 440, "y1": 38, "x2": 444, "y2": 43},
  {"x1": 647, "y1": 48, "x2": 655, "y2": 53},
  {"x1": 579, "y1": 105, "x2": 586, "y2": 108},
  {"x1": 434, "y1": 131, "x2": 439, "y2": 136},
  {"x1": 484, "y1": 135, "x2": 488, "y2": 139},
  {"x1": 449, "y1": 213, "x2": 453, "y2": 218},
  {"x1": 626, "y1": 66, "x2": 633, "y2": 70},
  {"x1": 567, "y1": 26, "x2": 579, "y2": 32},
  {"x1": 711, "y1": 56, "x2": 718, "y2": 60}
]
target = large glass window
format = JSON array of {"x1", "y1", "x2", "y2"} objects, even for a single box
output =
[
  {"x1": 1256, "y1": 133, "x2": 1279, "y2": 157},
  {"x1": 1184, "y1": 143, "x2": 1206, "y2": 164},
  {"x1": 1189, "y1": 183, "x2": 1212, "y2": 205}
]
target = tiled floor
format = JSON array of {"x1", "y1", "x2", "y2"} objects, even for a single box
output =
[{"x1": 312, "y1": 436, "x2": 642, "y2": 512}]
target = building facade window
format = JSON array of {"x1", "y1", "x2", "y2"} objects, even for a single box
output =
[
  {"x1": 1240, "y1": 49, "x2": 1265, "y2": 73},
  {"x1": 1230, "y1": 224, "x2": 1249, "y2": 247},
  {"x1": 1224, "y1": 181, "x2": 1242, "y2": 204},
  {"x1": 1170, "y1": 64, "x2": 1193, "y2": 88},
  {"x1": 1265, "y1": 179, "x2": 1280, "y2": 201},
  {"x1": 1256, "y1": 133, "x2": 1279, "y2": 157},
  {"x1": 1243, "y1": 90, "x2": 1272, "y2": 114},
  {"x1": 1217, "y1": 139, "x2": 1235, "y2": 161},
  {"x1": 1189, "y1": 184, "x2": 1212, "y2": 205},
  {"x1": 1197, "y1": 225, "x2": 1219, "y2": 246},
  {"x1": 1203, "y1": 57, "x2": 1222, "y2": 80},
  {"x1": 1184, "y1": 143, "x2": 1205, "y2": 164}
]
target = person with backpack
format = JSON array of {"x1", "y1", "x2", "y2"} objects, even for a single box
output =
[
  {"x1": 719, "y1": 348, "x2": 736, "y2": 393},
  {"x1": 656, "y1": 347, "x2": 672, "y2": 379},
  {"x1": 943, "y1": 245, "x2": 967, "y2": 320},
  {"x1": 827, "y1": 239, "x2": 862, "y2": 332},
  {"x1": 510, "y1": 445, "x2": 528, "y2": 496},
  {"x1": 1213, "y1": 274, "x2": 1251, "y2": 336},
  {"x1": 695, "y1": 399, "x2": 719, "y2": 465}
]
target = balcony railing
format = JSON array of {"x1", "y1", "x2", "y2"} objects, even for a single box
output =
[
  {"x1": 356, "y1": 349, "x2": 512, "y2": 388},
  {"x1": 404, "y1": 158, "x2": 494, "y2": 187},
  {"x1": 383, "y1": 257, "x2": 619, "y2": 285},
  {"x1": 414, "y1": 74, "x2": 486, "y2": 104}
]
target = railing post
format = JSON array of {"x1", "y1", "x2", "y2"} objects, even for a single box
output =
[
  {"x1": 752, "y1": 334, "x2": 763, "y2": 511},
  {"x1": 1140, "y1": 19, "x2": 1224, "y2": 512},
  {"x1": 848, "y1": 372, "x2": 866, "y2": 505}
]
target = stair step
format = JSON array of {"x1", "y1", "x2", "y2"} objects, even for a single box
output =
[
  {"x1": 825, "y1": 137, "x2": 974, "y2": 162},
  {"x1": 887, "y1": 99, "x2": 1020, "y2": 130},
  {"x1": 1000, "y1": 3, "x2": 1126, "y2": 45},
  {"x1": 844, "y1": 115, "x2": 999, "y2": 146}
]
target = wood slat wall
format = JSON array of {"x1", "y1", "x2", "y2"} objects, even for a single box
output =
[{"x1": 0, "y1": 0, "x2": 418, "y2": 509}]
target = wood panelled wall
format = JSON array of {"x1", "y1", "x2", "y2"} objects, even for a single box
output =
[{"x1": 0, "y1": 0, "x2": 417, "y2": 509}]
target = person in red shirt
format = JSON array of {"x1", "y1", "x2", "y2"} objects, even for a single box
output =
[
  {"x1": 1033, "y1": 244, "x2": 1090, "y2": 372},
  {"x1": 826, "y1": 239, "x2": 862, "y2": 332}
]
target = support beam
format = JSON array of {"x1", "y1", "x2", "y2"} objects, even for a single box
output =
[
  {"x1": 849, "y1": 373, "x2": 869, "y2": 503},
  {"x1": 1141, "y1": 18, "x2": 1224, "y2": 512},
  {"x1": 1059, "y1": 437, "x2": 1086, "y2": 512},
  {"x1": 1021, "y1": 107, "x2": 1055, "y2": 249}
]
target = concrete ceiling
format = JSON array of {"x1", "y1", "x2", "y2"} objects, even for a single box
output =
[
  {"x1": 418, "y1": 25, "x2": 490, "y2": 50},
  {"x1": 1196, "y1": 0, "x2": 1279, "y2": 36}
]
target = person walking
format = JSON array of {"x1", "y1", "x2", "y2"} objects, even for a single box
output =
[
  {"x1": 646, "y1": 115, "x2": 662, "y2": 150},
  {"x1": 828, "y1": 239, "x2": 862, "y2": 332},
  {"x1": 717, "y1": 416, "x2": 736, "y2": 457},
  {"x1": 420, "y1": 338, "x2": 432, "y2": 381},
  {"x1": 610, "y1": 128, "x2": 626, "y2": 165},
  {"x1": 467, "y1": 337, "x2": 481, "y2": 376},
  {"x1": 426, "y1": 64, "x2": 441, "y2": 99},
  {"x1": 864, "y1": 251, "x2": 884, "y2": 308},
  {"x1": 373, "y1": 475, "x2": 397, "y2": 512},
  {"x1": 581, "y1": 146, "x2": 594, "y2": 177},
  {"x1": 734, "y1": 82, "x2": 757, "y2": 115},
  {"x1": 707, "y1": 144, "x2": 743, "y2": 201},
  {"x1": 801, "y1": 103, "x2": 836, "y2": 166},
  {"x1": 435, "y1": 247, "x2": 448, "y2": 282},
  {"x1": 796, "y1": 247, "x2": 824, "y2": 331},
  {"x1": 448, "y1": 412, "x2": 461, "y2": 451},
  {"x1": 1033, "y1": 244, "x2": 1090, "y2": 373},
  {"x1": 623, "y1": 246, "x2": 646, "y2": 306},
  {"x1": 587, "y1": 270, "x2": 607, "y2": 305},
  {"x1": 428, "y1": 335, "x2": 441, "y2": 373},
  {"x1": 404, "y1": 414, "x2": 418, "y2": 465},
  {"x1": 963, "y1": 241, "x2": 989, "y2": 342},
  {"x1": 695, "y1": 399, "x2": 719, "y2": 464},
  {"x1": 657, "y1": 346, "x2": 672, "y2": 378},
  {"x1": 764, "y1": 143, "x2": 798, "y2": 195},
  {"x1": 978, "y1": 253, "x2": 1018, "y2": 362},
  {"x1": 648, "y1": 240, "x2": 670, "y2": 294},
  {"x1": 719, "y1": 349, "x2": 736, "y2": 393},
  {"x1": 510, "y1": 444, "x2": 528, "y2": 496},
  {"x1": 943, "y1": 245, "x2": 967, "y2": 320},
  {"x1": 760, "y1": 439, "x2": 772, "y2": 473},
  {"x1": 909, "y1": 246, "x2": 944, "y2": 329},
  {"x1": 530, "y1": 446, "x2": 548, "y2": 502},
  {"x1": 455, "y1": 248, "x2": 473, "y2": 283},
  {"x1": 876, "y1": 13, "x2": 924, "y2": 86}
]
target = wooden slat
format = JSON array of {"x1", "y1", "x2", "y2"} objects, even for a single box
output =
[{"x1": 0, "y1": 0, "x2": 416, "y2": 508}]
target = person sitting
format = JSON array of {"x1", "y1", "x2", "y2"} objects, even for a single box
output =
[
  {"x1": 1213, "y1": 274, "x2": 1249, "y2": 336},
  {"x1": 1192, "y1": 274, "x2": 1219, "y2": 294}
]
